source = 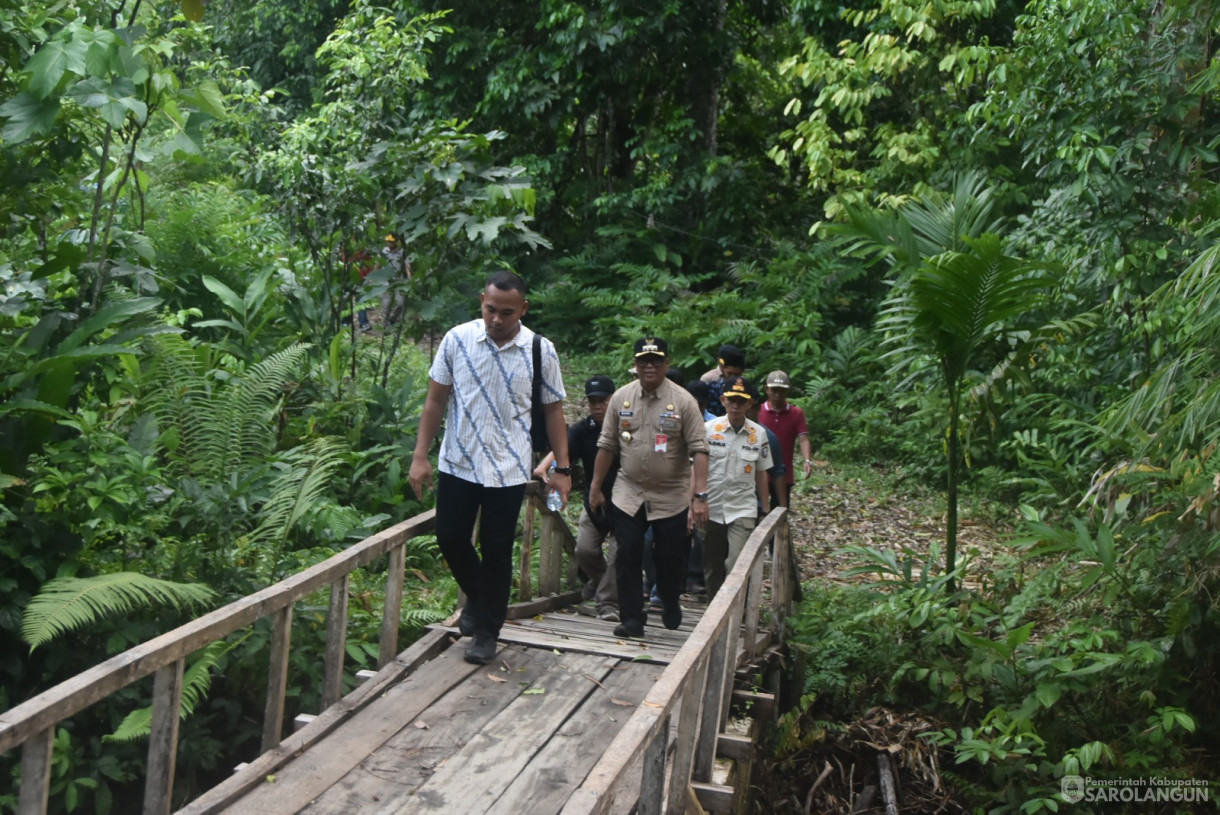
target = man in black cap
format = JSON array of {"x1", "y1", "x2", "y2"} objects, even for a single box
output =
[
  {"x1": 700, "y1": 344, "x2": 746, "y2": 417},
  {"x1": 590, "y1": 338, "x2": 710, "y2": 638},
  {"x1": 535, "y1": 374, "x2": 621, "y2": 620}
]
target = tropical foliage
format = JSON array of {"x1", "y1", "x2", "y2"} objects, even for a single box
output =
[{"x1": 2, "y1": 0, "x2": 1219, "y2": 811}]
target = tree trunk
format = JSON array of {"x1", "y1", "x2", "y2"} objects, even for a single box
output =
[{"x1": 945, "y1": 389, "x2": 960, "y2": 593}]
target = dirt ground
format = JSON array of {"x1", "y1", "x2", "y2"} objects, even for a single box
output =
[{"x1": 789, "y1": 460, "x2": 1011, "y2": 587}]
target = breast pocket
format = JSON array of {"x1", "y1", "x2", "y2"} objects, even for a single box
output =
[{"x1": 616, "y1": 412, "x2": 641, "y2": 443}]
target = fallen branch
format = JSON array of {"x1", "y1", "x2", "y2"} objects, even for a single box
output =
[{"x1": 803, "y1": 760, "x2": 833, "y2": 815}]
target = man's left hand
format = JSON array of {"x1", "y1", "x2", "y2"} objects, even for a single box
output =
[{"x1": 689, "y1": 498, "x2": 709, "y2": 529}]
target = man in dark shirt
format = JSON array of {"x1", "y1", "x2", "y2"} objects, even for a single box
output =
[
  {"x1": 701, "y1": 344, "x2": 746, "y2": 417},
  {"x1": 535, "y1": 375, "x2": 621, "y2": 619}
]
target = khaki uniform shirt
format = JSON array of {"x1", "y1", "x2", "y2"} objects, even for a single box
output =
[
  {"x1": 705, "y1": 416, "x2": 773, "y2": 524},
  {"x1": 597, "y1": 378, "x2": 708, "y2": 520}
]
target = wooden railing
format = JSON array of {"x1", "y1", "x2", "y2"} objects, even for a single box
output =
[
  {"x1": 0, "y1": 488, "x2": 578, "y2": 815},
  {"x1": 560, "y1": 507, "x2": 795, "y2": 815}
]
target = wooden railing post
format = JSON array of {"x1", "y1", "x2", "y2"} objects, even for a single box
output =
[
  {"x1": 323, "y1": 575, "x2": 350, "y2": 708},
  {"x1": 693, "y1": 621, "x2": 731, "y2": 782},
  {"x1": 17, "y1": 727, "x2": 52, "y2": 815},
  {"x1": 519, "y1": 494, "x2": 536, "y2": 602},
  {"x1": 538, "y1": 510, "x2": 562, "y2": 596},
  {"x1": 666, "y1": 656, "x2": 709, "y2": 814},
  {"x1": 743, "y1": 555, "x2": 765, "y2": 659},
  {"x1": 378, "y1": 543, "x2": 405, "y2": 668},
  {"x1": 261, "y1": 606, "x2": 293, "y2": 753},
  {"x1": 143, "y1": 659, "x2": 184, "y2": 815},
  {"x1": 720, "y1": 598, "x2": 742, "y2": 729},
  {"x1": 638, "y1": 714, "x2": 670, "y2": 815},
  {"x1": 772, "y1": 512, "x2": 792, "y2": 632}
]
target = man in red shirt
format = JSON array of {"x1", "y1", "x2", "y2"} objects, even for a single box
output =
[{"x1": 755, "y1": 370, "x2": 812, "y2": 508}]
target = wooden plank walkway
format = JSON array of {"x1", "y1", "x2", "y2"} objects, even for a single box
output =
[
  {"x1": 211, "y1": 605, "x2": 707, "y2": 814},
  {"x1": 4, "y1": 501, "x2": 794, "y2": 815}
]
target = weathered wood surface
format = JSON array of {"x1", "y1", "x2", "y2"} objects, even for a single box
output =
[
  {"x1": 282, "y1": 510, "x2": 791, "y2": 815},
  {"x1": 212, "y1": 635, "x2": 671, "y2": 814},
  {"x1": 178, "y1": 629, "x2": 454, "y2": 815},
  {"x1": 497, "y1": 607, "x2": 704, "y2": 664}
]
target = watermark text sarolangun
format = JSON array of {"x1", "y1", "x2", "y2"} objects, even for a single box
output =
[{"x1": 1061, "y1": 775, "x2": 1210, "y2": 805}]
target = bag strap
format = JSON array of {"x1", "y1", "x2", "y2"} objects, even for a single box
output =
[{"x1": 532, "y1": 333, "x2": 542, "y2": 409}]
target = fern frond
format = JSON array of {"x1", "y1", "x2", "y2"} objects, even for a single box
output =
[
  {"x1": 104, "y1": 641, "x2": 227, "y2": 743},
  {"x1": 309, "y1": 504, "x2": 365, "y2": 541},
  {"x1": 207, "y1": 343, "x2": 311, "y2": 480},
  {"x1": 246, "y1": 437, "x2": 349, "y2": 555},
  {"x1": 400, "y1": 607, "x2": 448, "y2": 629},
  {"x1": 139, "y1": 333, "x2": 216, "y2": 479},
  {"x1": 22, "y1": 574, "x2": 217, "y2": 650}
]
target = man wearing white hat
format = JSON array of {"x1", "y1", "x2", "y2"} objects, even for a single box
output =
[{"x1": 756, "y1": 370, "x2": 812, "y2": 509}]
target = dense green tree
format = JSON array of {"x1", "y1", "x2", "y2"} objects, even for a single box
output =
[
  {"x1": 771, "y1": 0, "x2": 1019, "y2": 221},
  {"x1": 205, "y1": 0, "x2": 351, "y2": 110},
  {"x1": 400, "y1": 0, "x2": 816, "y2": 351},
  {"x1": 974, "y1": 0, "x2": 1220, "y2": 384}
]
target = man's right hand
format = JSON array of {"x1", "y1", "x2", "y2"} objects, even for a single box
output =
[
  {"x1": 408, "y1": 456, "x2": 433, "y2": 500},
  {"x1": 589, "y1": 487, "x2": 605, "y2": 514}
]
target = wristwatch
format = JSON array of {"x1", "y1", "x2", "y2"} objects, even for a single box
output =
[
  {"x1": 692, "y1": 492, "x2": 708, "y2": 502},
  {"x1": 552, "y1": 466, "x2": 572, "y2": 476}
]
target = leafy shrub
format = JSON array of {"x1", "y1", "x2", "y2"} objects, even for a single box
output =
[{"x1": 783, "y1": 503, "x2": 1218, "y2": 814}]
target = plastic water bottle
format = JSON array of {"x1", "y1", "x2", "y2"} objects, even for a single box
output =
[{"x1": 546, "y1": 461, "x2": 562, "y2": 511}]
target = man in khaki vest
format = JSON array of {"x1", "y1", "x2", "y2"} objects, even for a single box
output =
[{"x1": 590, "y1": 337, "x2": 709, "y2": 639}]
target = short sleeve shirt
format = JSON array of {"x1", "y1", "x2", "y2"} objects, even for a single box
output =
[
  {"x1": 757, "y1": 401, "x2": 809, "y2": 486},
  {"x1": 429, "y1": 319, "x2": 565, "y2": 488},
  {"x1": 705, "y1": 417, "x2": 773, "y2": 524},
  {"x1": 597, "y1": 378, "x2": 708, "y2": 520}
]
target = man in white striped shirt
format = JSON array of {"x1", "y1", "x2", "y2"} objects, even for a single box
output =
[{"x1": 409, "y1": 271, "x2": 572, "y2": 664}]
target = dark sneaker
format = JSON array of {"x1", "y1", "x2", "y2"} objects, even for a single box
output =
[
  {"x1": 684, "y1": 581, "x2": 707, "y2": 597},
  {"x1": 613, "y1": 622, "x2": 645, "y2": 640},
  {"x1": 662, "y1": 605, "x2": 683, "y2": 630},
  {"x1": 458, "y1": 606, "x2": 475, "y2": 637},
  {"x1": 464, "y1": 634, "x2": 497, "y2": 665}
]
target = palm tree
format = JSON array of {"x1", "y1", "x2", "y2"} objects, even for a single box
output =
[
  {"x1": 883, "y1": 235, "x2": 1055, "y2": 589},
  {"x1": 833, "y1": 175, "x2": 1055, "y2": 591}
]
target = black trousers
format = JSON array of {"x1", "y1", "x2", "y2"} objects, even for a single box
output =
[
  {"x1": 612, "y1": 504, "x2": 689, "y2": 630},
  {"x1": 435, "y1": 472, "x2": 526, "y2": 638}
]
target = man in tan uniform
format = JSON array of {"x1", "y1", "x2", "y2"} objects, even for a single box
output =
[{"x1": 590, "y1": 337, "x2": 709, "y2": 638}]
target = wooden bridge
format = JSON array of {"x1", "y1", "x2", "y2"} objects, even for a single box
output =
[{"x1": 1, "y1": 486, "x2": 797, "y2": 814}]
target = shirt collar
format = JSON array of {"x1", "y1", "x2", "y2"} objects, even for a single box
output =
[
  {"x1": 474, "y1": 320, "x2": 531, "y2": 349},
  {"x1": 764, "y1": 400, "x2": 790, "y2": 414}
]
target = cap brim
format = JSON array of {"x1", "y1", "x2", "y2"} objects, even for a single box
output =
[
  {"x1": 634, "y1": 352, "x2": 667, "y2": 359},
  {"x1": 586, "y1": 390, "x2": 613, "y2": 397}
]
